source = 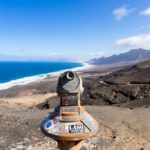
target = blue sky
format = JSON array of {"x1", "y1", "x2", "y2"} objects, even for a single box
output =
[{"x1": 0, "y1": 0, "x2": 150, "y2": 61}]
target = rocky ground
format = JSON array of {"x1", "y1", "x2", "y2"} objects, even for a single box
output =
[
  {"x1": 0, "y1": 97, "x2": 150, "y2": 150},
  {"x1": 82, "y1": 60, "x2": 150, "y2": 107}
]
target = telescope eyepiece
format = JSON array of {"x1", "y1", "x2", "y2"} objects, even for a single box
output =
[{"x1": 66, "y1": 71, "x2": 75, "y2": 80}]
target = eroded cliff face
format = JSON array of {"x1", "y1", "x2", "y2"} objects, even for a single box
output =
[{"x1": 81, "y1": 60, "x2": 150, "y2": 107}]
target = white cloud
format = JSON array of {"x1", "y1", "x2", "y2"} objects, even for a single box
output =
[
  {"x1": 115, "y1": 34, "x2": 150, "y2": 49},
  {"x1": 113, "y1": 5, "x2": 132, "y2": 21},
  {"x1": 140, "y1": 7, "x2": 150, "y2": 16}
]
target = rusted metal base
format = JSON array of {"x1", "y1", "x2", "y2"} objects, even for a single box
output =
[{"x1": 57, "y1": 140, "x2": 83, "y2": 150}]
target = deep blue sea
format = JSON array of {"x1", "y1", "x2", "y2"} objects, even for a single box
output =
[{"x1": 0, "y1": 61, "x2": 83, "y2": 85}]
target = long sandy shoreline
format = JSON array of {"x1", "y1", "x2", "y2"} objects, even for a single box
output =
[
  {"x1": 0, "y1": 62, "x2": 93, "y2": 90},
  {"x1": 0, "y1": 60, "x2": 127, "y2": 91}
]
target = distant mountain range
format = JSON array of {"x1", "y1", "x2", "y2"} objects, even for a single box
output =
[{"x1": 89, "y1": 48, "x2": 150, "y2": 65}]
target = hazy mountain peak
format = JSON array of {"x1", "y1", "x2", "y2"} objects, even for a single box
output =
[{"x1": 89, "y1": 48, "x2": 150, "y2": 65}]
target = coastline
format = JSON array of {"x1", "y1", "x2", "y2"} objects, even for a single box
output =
[{"x1": 0, "y1": 62, "x2": 92, "y2": 90}]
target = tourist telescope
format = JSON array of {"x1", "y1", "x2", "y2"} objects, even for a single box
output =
[{"x1": 41, "y1": 71, "x2": 99, "y2": 150}]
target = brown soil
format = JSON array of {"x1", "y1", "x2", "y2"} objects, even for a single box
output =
[{"x1": 0, "y1": 99, "x2": 150, "y2": 150}]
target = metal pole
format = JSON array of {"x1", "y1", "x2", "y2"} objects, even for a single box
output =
[{"x1": 57, "y1": 140, "x2": 83, "y2": 150}]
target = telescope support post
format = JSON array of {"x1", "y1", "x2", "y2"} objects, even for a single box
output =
[{"x1": 57, "y1": 140, "x2": 83, "y2": 150}]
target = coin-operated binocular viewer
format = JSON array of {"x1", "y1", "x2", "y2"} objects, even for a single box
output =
[{"x1": 41, "y1": 71, "x2": 99, "y2": 150}]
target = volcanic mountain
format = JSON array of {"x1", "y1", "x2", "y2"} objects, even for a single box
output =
[{"x1": 89, "y1": 48, "x2": 150, "y2": 66}]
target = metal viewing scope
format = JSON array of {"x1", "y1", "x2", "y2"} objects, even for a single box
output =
[
  {"x1": 41, "y1": 71, "x2": 98, "y2": 150},
  {"x1": 57, "y1": 71, "x2": 84, "y2": 106}
]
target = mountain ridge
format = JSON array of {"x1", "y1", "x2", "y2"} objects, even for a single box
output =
[{"x1": 89, "y1": 48, "x2": 150, "y2": 65}]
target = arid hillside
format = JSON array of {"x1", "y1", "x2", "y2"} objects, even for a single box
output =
[{"x1": 82, "y1": 60, "x2": 150, "y2": 108}]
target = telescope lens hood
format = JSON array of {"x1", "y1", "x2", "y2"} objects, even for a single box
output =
[{"x1": 66, "y1": 71, "x2": 75, "y2": 80}]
